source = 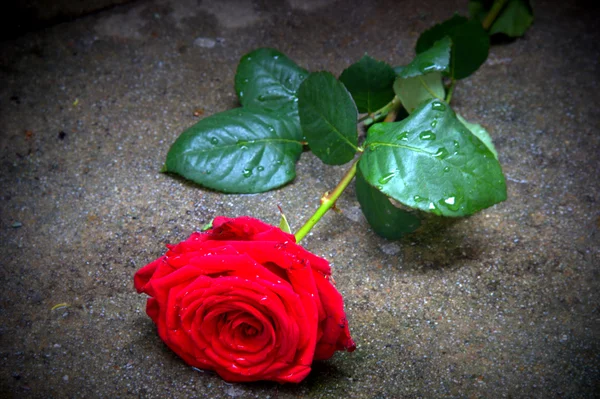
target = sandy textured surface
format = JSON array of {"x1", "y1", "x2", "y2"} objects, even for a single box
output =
[{"x1": 1, "y1": 0, "x2": 599, "y2": 397}]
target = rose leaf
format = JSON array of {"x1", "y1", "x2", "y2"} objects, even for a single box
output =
[
  {"x1": 456, "y1": 113, "x2": 498, "y2": 159},
  {"x1": 416, "y1": 14, "x2": 490, "y2": 80},
  {"x1": 298, "y1": 71, "x2": 359, "y2": 165},
  {"x1": 235, "y1": 48, "x2": 308, "y2": 131},
  {"x1": 397, "y1": 36, "x2": 451, "y2": 79},
  {"x1": 359, "y1": 99, "x2": 506, "y2": 217},
  {"x1": 339, "y1": 55, "x2": 396, "y2": 114},
  {"x1": 356, "y1": 167, "x2": 421, "y2": 239},
  {"x1": 164, "y1": 108, "x2": 303, "y2": 193},
  {"x1": 393, "y1": 72, "x2": 445, "y2": 114}
]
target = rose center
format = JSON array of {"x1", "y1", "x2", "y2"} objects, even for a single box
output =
[{"x1": 242, "y1": 323, "x2": 258, "y2": 337}]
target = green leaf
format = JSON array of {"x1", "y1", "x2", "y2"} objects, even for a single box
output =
[
  {"x1": 456, "y1": 113, "x2": 498, "y2": 159},
  {"x1": 339, "y1": 55, "x2": 396, "y2": 113},
  {"x1": 234, "y1": 48, "x2": 308, "y2": 127},
  {"x1": 298, "y1": 72, "x2": 359, "y2": 165},
  {"x1": 359, "y1": 99, "x2": 506, "y2": 217},
  {"x1": 397, "y1": 37, "x2": 451, "y2": 78},
  {"x1": 165, "y1": 108, "x2": 303, "y2": 193},
  {"x1": 393, "y1": 72, "x2": 445, "y2": 113},
  {"x1": 416, "y1": 15, "x2": 490, "y2": 80},
  {"x1": 355, "y1": 168, "x2": 421, "y2": 239},
  {"x1": 470, "y1": 0, "x2": 533, "y2": 37}
]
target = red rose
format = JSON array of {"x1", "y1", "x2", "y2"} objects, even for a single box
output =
[{"x1": 134, "y1": 216, "x2": 355, "y2": 383}]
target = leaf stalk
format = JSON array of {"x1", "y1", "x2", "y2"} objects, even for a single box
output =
[
  {"x1": 482, "y1": 0, "x2": 509, "y2": 31},
  {"x1": 294, "y1": 157, "x2": 360, "y2": 243}
]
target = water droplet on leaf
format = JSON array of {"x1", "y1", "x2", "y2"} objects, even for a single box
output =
[
  {"x1": 419, "y1": 61, "x2": 435, "y2": 73},
  {"x1": 378, "y1": 172, "x2": 396, "y2": 184},
  {"x1": 434, "y1": 147, "x2": 450, "y2": 159},
  {"x1": 242, "y1": 168, "x2": 252, "y2": 177},
  {"x1": 396, "y1": 131, "x2": 409, "y2": 141},
  {"x1": 257, "y1": 165, "x2": 264, "y2": 171},
  {"x1": 430, "y1": 120, "x2": 438, "y2": 128},
  {"x1": 210, "y1": 137, "x2": 219, "y2": 144},
  {"x1": 431, "y1": 101, "x2": 446, "y2": 111},
  {"x1": 419, "y1": 131, "x2": 436, "y2": 141}
]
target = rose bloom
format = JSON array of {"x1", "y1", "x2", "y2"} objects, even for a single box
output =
[{"x1": 134, "y1": 216, "x2": 355, "y2": 383}]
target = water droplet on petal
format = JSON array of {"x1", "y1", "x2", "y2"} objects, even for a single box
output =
[
  {"x1": 419, "y1": 131, "x2": 436, "y2": 141},
  {"x1": 431, "y1": 101, "x2": 446, "y2": 111}
]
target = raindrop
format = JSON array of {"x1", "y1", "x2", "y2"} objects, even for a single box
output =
[
  {"x1": 396, "y1": 131, "x2": 409, "y2": 141},
  {"x1": 434, "y1": 147, "x2": 450, "y2": 159},
  {"x1": 413, "y1": 195, "x2": 425, "y2": 202},
  {"x1": 246, "y1": 56, "x2": 252, "y2": 61},
  {"x1": 453, "y1": 140, "x2": 460, "y2": 148},
  {"x1": 242, "y1": 168, "x2": 252, "y2": 177},
  {"x1": 273, "y1": 55, "x2": 279, "y2": 59},
  {"x1": 430, "y1": 120, "x2": 438, "y2": 128},
  {"x1": 239, "y1": 91, "x2": 244, "y2": 97},
  {"x1": 419, "y1": 61, "x2": 435, "y2": 73},
  {"x1": 439, "y1": 195, "x2": 462, "y2": 211},
  {"x1": 376, "y1": 185, "x2": 383, "y2": 190},
  {"x1": 419, "y1": 131, "x2": 436, "y2": 141},
  {"x1": 257, "y1": 166, "x2": 264, "y2": 171},
  {"x1": 443, "y1": 166, "x2": 450, "y2": 173},
  {"x1": 243, "y1": 79, "x2": 249, "y2": 83},
  {"x1": 210, "y1": 137, "x2": 219, "y2": 145},
  {"x1": 431, "y1": 101, "x2": 446, "y2": 111},
  {"x1": 267, "y1": 125, "x2": 275, "y2": 133},
  {"x1": 378, "y1": 172, "x2": 396, "y2": 185}
]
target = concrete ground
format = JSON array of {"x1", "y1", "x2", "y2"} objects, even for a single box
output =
[{"x1": 1, "y1": 0, "x2": 599, "y2": 397}]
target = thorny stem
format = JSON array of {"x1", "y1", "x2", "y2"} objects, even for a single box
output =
[
  {"x1": 482, "y1": 0, "x2": 509, "y2": 31},
  {"x1": 294, "y1": 158, "x2": 360, "y2": 243}
]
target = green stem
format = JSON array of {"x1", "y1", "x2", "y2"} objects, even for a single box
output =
[
  {"x1": 482, "y1": 0, "x2": 509, "y2": 31},
  {"x1": 445, "y1": 79, "x2": 456, "y2": 104},
  {"x1": 365, "y1": 96, "x2": 402, "y2": 125},
  {"x1": 294, "y1": 158, "x2": 360, "y2": 243}
]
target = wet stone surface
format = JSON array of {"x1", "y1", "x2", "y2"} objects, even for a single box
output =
[{"x1": 1, "y1": 0, "x2": 599, "y2": 397}]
